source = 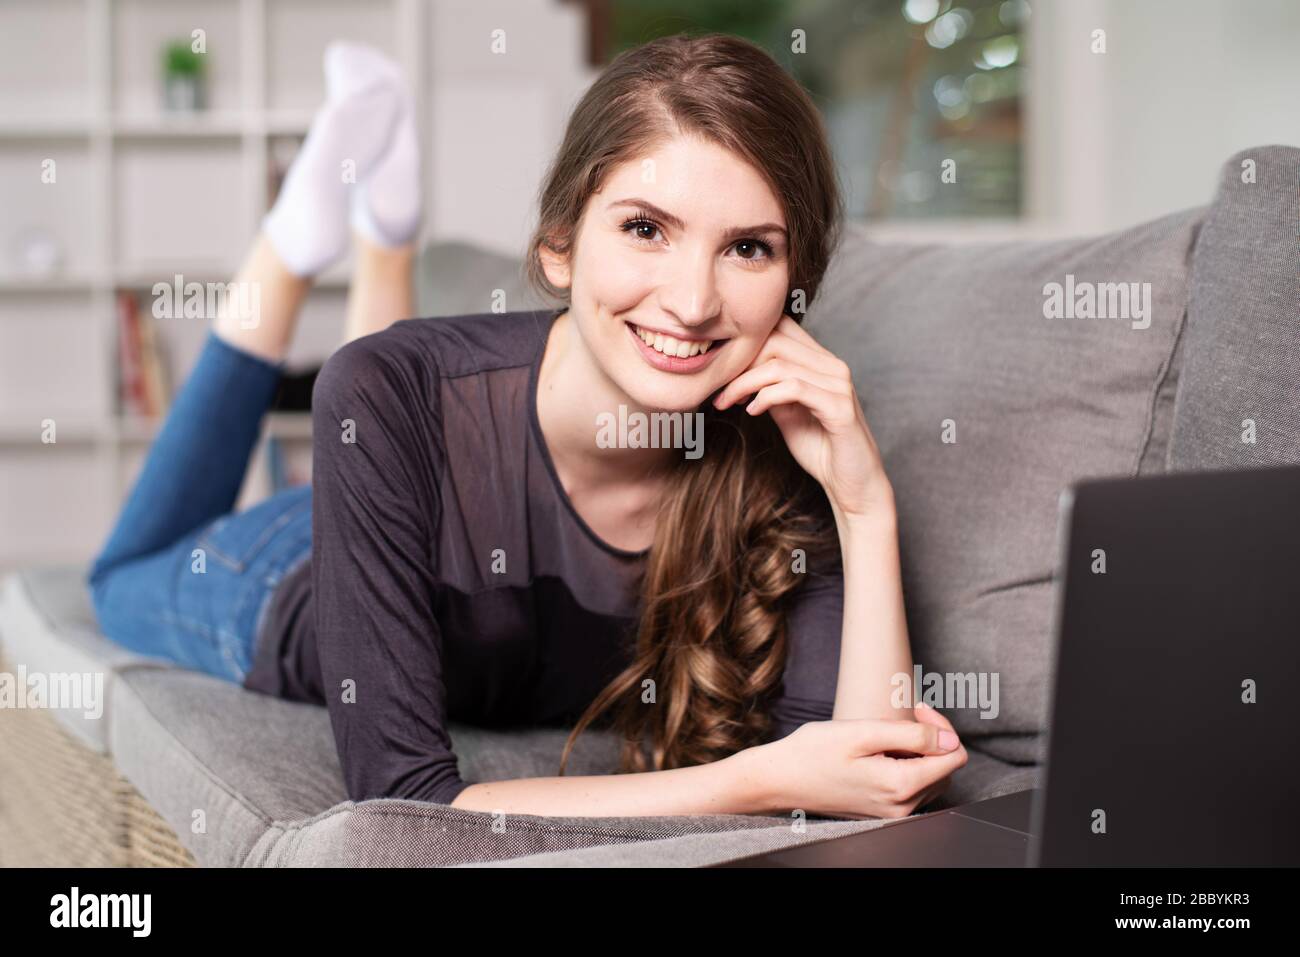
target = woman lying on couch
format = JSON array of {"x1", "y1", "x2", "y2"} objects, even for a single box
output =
[{"x1": 86, "y1": 35, "x2": 967, "y2": 820}]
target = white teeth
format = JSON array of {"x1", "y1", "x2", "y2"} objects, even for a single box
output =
[{"x1": 634, "y1": 324, "x2": 712, "y2": 358}]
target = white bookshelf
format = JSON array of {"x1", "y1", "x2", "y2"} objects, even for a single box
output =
[{"x1": 0, "y1": 0, "x2": 426, "y2": 573}]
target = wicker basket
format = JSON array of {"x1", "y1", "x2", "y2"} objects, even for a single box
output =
[{"x1": 0, "y1": 653, "x2": 196, "y2": 867}]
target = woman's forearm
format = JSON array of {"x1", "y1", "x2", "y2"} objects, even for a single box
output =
[
  {"x1": 448, "y1": 747, "x2": 776, "y2": 817},
  {"x1": 830, "y1": 490, "x2": 916, "y2": 722}
]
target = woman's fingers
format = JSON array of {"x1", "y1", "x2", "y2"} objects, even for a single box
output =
[
  {"x1": 913, "y1": 700, "x2": 957, "y2": 734},
  {"x1": 766, "y1": 318, "x2": 846, "y2": 372},
  {"x1": 714, "y1": 321, "x2": 852, "y2": 409},
  {"x1": 890, "y1": 747, "x2": 968, "y2": 804},
  {"x1": 851, "y1": 717, "x2": 958, "y2": 758},
  {"x1": 746, "y1": 376, "x2": 856, "y2": 429},
  {"x1": 843, "y1": 717, "x2": 967, "y2": 811},
  {"x1": 714, "y1": 357, "x2": 851, "y2": 411}
]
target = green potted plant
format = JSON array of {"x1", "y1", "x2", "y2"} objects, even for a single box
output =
[{"x1": 161, "y1": 40, "x2": 206, "y2": 112}]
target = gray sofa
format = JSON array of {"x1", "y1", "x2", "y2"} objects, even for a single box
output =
[{"x1": 1, "y1": 145, "x2": 1295, "y2": 867}]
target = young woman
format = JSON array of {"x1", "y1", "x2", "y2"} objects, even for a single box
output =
[{"x1": 88, "y1": 35, "x2": 967, "y2": 821}]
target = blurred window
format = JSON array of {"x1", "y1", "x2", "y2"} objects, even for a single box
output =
[{"x1": 605, "y1": 0, "x2": 1028, "y2": 219}]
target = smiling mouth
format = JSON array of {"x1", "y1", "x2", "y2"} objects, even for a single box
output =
[{"x1": 627, "y1": 322, "x2": 728, "y2": 358}]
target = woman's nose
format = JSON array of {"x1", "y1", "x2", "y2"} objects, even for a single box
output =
[{"x1": 658, "y1": 250, "x2": 721, "y2": 326}]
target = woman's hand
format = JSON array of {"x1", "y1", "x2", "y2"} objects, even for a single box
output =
[
  {"x1": 711, "y1": 315, "x2": 891, "y2": 522},
  {"x1": 734, "y1": 708, "x2": 969, "y2": 820}
]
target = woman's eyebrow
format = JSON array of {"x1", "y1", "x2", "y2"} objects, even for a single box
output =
[{"x1": 608, "y1": 198, "x2": 788, "y2": 242}]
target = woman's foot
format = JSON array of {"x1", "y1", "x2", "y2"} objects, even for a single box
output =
[
  {"x1": 219, "y1": 44, "x2": 410, "y2": 364},
  {"x1": 342, "y1": 48, "x2": 422, "y2": 343},
  {"x1": 261, "y1": 43, "x2": 403, "y2": 277},
  {"x1": 350, "y1": 69, "x2": 422, "y2": 250}
]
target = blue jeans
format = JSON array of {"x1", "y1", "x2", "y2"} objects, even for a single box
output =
[{"x1": 86, "y1": 330, "x2": 313, "y2": 685}]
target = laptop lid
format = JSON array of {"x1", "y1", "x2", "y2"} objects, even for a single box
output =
[{"x1": 1031, "y1": 464, "x2": 1300, "y2": 866}]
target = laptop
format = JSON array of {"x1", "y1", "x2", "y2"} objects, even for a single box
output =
[{"x1": 718, "y1": 463, "x2": 1300, "y2": 867}]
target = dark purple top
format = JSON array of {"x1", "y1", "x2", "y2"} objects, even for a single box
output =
[{"x1": 243, "y1": 308, "x2": 845, "y2": 806}]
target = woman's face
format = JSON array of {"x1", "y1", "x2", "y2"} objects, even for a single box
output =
[{"x1": 543, "y1": 134, "x2": 791, "y2": 413}]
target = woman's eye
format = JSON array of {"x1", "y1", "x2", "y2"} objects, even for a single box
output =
[
  {"x1": 621, "y1": 219, "x2": 661, "y2": 243},
  {"x1": 621, "y1": 218, "x2": 774, "y2": 264},
  {"x1": 733, "y1": 239, "x2": 773, "y2": 262}
]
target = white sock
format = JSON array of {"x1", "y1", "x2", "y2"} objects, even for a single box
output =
[
  {"x1": 262, "y1": 43, "x2": 401, "y2": 276},
  {"x1": 351, "y1": 85, "x2": 422, "y2": 248}
]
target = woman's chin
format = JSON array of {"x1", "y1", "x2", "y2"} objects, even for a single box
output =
[{"x1": 620, "y1": 383, "x2": 712, "y2": 415}]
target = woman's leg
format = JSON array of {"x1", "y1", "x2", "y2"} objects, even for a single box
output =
[
  {"x1": 343, "y1": 238, "x2": 415, "y2": 343},
  {"x1": 87, "y1": 242, "x2": 307, "y2": 587},
  {"x1": 86, "y1": 42, "x2": 413, "y2": 681},
  {"x1": 212, "y1": 234, "x2": 311, "y2": 362},
  {"x1": 342, "y1": 50, "x2": 421, "y2": 342},
  {"x1": 85, "y1": 238, "x2": 321, "y2": 681},
  {"x1": 85, "y1": 257, "x2": 310, "y2": 682},
  {"x1": 88, "y1": 40, "x2": 407, "y2": 584},
  {"x1": 88, "y1": 483, "x2": 312, "y2": 683}
]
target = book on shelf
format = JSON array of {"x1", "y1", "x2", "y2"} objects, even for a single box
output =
[
  {"x1": 115, "y1": 290, "x2": 172, "y2": 419},
  {"x1": 115, "y1": 290, "x2": 146, "y2": 416}
]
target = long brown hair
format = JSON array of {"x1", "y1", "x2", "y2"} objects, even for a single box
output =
[{"x1": 522, "y1": 32, "x2": 845, "y2": 775}]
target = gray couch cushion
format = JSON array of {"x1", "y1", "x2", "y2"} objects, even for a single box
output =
[
  {"x1": 1168, "y1": 145, "x2": 1300, "y2": 468},
  {"x1": 107, "y1": 664, "x2": 803, "y2": 866},
  {"x1": 463, "y1": 748, "x2": 1041, "y2": 867},
  {"x1": 244, "y1": 798, "x2": 794, "y2": 867},
  {"x1": 108, "y1": 666, "x2": 345, "y2": 867},
  {"x1": 0, "y1": 568, "x2": 155, "y2": 753},
  {"x1": 110, "y1": 649, "x2": 1035, "y2": 866},
  {"x1": 3, "y1": 564, "x2": 1039, "y2": 865},
  {"x1": 415, "y1": 240, "x2": 551, "y2": 318},
  {"x1": 463, "y1": 814, "x2": 895, "y2": 868},
  {"x1": 805, "y1": 207, "x2": 1204, "y2": 765}
]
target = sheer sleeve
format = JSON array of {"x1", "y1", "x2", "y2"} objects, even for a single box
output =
[
  {"x1": 765, "y1": 540, "x2": 845, "y2": 743},
  {"x1": 309, "y1": 333, "x2": 469, "y2": 806}
]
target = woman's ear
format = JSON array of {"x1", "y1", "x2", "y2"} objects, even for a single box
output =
[{"x1": 538, "y1": 238, "x2": 572, "y2": 291}]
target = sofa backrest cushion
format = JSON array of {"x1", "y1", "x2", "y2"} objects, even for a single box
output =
[
  {"x1": 805, "y1": 207, "x2": 1204, "y2": 763},
  {"x1": 1168, "y1": 145, "x2": 1300, "y2": 469},
  {"x1": 415, "y1": 240, "x2": 550, "y2": 318}
]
